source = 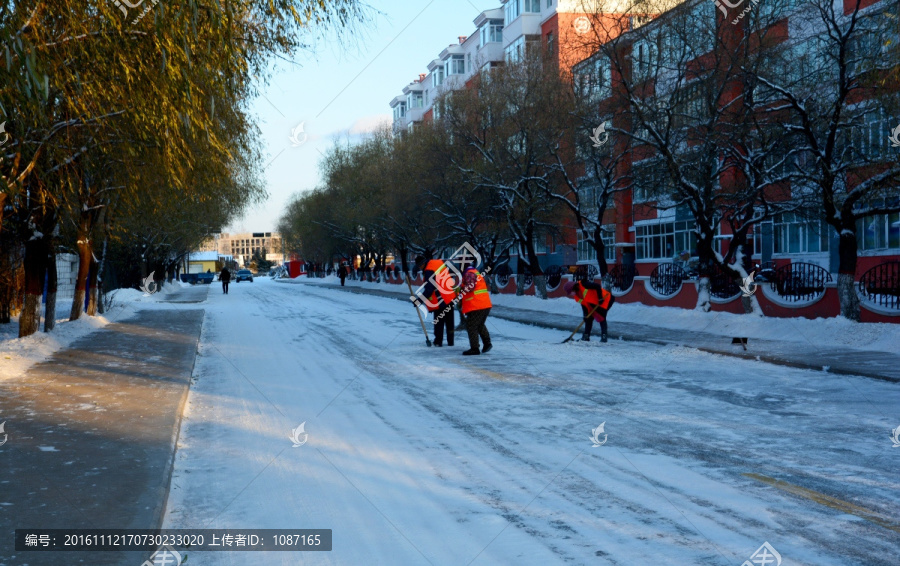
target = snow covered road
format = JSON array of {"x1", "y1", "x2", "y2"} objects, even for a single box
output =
[{"x1": 163, "y1": 277, "x2": 900, "y2": 565}]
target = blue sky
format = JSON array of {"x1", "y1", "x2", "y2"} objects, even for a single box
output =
[{"x1": 226, "y1": 0, "x2": 496, "y2": 233}]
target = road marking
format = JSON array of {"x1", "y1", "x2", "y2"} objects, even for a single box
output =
[{"x1": 744, "y1": 472, "x2": 900, "y2": 532}]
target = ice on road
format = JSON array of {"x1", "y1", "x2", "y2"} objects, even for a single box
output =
[{"x1": 163, "y1": 278, "x2": 900, "y2": 565}]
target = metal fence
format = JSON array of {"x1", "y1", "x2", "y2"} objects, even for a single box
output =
[
  {"x1": 858, "y1": 261, "x2": 900, "y2": 310},
  {"x1": 708, "y1": 263, "x2": 741, "y2": 299},
  {"x1": 650, "y1": 263, "x2": 687, "y2": 296},
  {"x1": 770, "y1": 262, "x2": 832, "y2": 302},
  {"x1": 606, "y1": 264, "x2": 636, "y2": 293}
]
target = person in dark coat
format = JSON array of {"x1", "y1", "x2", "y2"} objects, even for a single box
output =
[
  {"x1": 564, "y1": 279, "x2": 614, "y2": 342},
  {"x1": 220, "y1": 267, "x2": 231, "y2": 294},
  {"x1": 339, "y1": 263, "x2": 347, "y2": 286}
]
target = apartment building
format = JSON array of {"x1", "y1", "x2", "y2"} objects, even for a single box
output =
[
  {"x1": 390, "y1": 2, "x2": 638, "y2": 135},
  {"x1": 388, "y1": 1, "x2": 641, "y2": 267},
  {"x1": 570, "y1": 0, "x2": 898, "y2": 271}
]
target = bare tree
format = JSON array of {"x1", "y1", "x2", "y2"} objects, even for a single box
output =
[
  {"x1": 752, "y1": 0, "x2": 900, "y2": 320},
  {"x1": 579, "y1": 0, "x2": 806, "y2": 312},
  {"x1": 442, "y1": 49, "x2": 565, "y2": 298}
]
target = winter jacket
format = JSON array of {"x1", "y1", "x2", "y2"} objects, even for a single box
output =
[
  {"x1": 459, "y1": 269, "x2": 492, "y2": 314},
  {"x1": 421, "y1": 259, "x2": 457, "y2": 305},
  {"x1": 572, "y1": 280, "x2": 613, "y2": 318}
]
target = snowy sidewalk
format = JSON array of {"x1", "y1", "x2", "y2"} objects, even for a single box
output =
[
  {"x1": 287, "y1": 280, "x2": 900, "y2": 383},
  {"x1": 0, "y1": 308, "x2": 204, "y2": 566}
]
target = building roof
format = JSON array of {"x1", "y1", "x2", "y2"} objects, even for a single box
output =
[
  {"x1": 473, "y1": 8, "x2": 504, "y2": 27},
  {"x1": 188, "y1": 251, "x2": 219, "y2": 262}
]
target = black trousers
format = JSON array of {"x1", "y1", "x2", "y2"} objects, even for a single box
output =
[
  {"x1": 582, "y1": 305, "x2": 607, "y2": 336},
  {"x1": 433, "y1": 302, "x2": 454, "y2": 346},
  {"x1": 465, "y1": 308, "x2": 491, "y2": 350},
  {"x1": 222, "y1": 281, "x2": 229, "y2": 294}
]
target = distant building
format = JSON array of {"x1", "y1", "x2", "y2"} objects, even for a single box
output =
[
  {"x1": 216, "y1": 232, "x2": 284, "y2": 266},
  {"x1": 187, "y1": 251, "x2": 220, "y2": 274},
  {"x1": 197, "y1": 235, "x2": 220, "y2": 253}
]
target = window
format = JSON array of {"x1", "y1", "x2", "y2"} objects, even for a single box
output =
[
  {"x1": 857, "y1": 213, "x2": 900, "y2": 251},
  {"x1": 671, "y1": 80, "x2": 712, "y2": 128},
  {"x1": 546, "y1": 0, "x2": 552, "y2": 7},
  {"x1": 578, "y1": 225, "x2": 616, "y2": 263},
  {"x1": 850, "y1": 106, "x2": 893, "y2": 159},
  {"x1": 633, "y1": 39, "x2": 658, "y2": 81},
  {"x1": 524, "y1": 0, "x2": 540, "y2": 12},
  {"x1": 575, "y1": 56, "x2": 610, "y2": 103},
  {"x1": 480, "y1": 20, "x2": 503, "y2": 47},
  {"x1": 491, "y1": 21, "x2": 503, "y2": 43},
  {"x1": 407, "y1": 92, "x2": 423, "y2": 108},
  {"x1": 546, "y1": 31, "x2": 554, "y2": 53},
  {"x1": 433, "y1": 66, "x2": 445, "y2": 87},
  {"x1": 773, "y1": 213, "x2": 829, "y2": 254},
  {"x1": 505, "y1": 36, "x2": 525, "y2": 61},
  {"x1": 505, "y1": 0, "x2": 521, "y2": 23},
  {"x1": 636, "y1": 221, "x2": 696, "y2": 260},
  {"x1": 632, "y1": 159, "x2": 671, "y2": 202},
  {"x1": 466, "y1": 53, "x2": 471, "y2": 73},
  {"x1": 446, "y1": 55, "x2": 465, "y2": 75}
]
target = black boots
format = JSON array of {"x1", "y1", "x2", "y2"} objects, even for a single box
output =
[
  {"x1": 462, "y1": 348, "x2": 480, "y2": 356},
  {"x1": 601, "y1": 334, "x2": 608, "y2": 343},
  {"x1": 580, "y1": 334, "x2": 590, "y2": 342},
  {"x1": 481, "y1": 343, "x2": 492, "y2": 353}
]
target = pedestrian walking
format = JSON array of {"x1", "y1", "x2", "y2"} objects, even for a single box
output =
[
  {"x1": 457, "y1": 265, "x2": 492, "y2": 355},
  {"x1": 564, "y1": 278, "x2": 614, "y2": 342},
  {"x1": 339, "y1": 263, "x2": 347, "y2": 286},
  {"x1": 420, "y1": 258, "x2": 456, "y2": 347},
  {"x1": 220, "y1": 267, "x2": 231, "y2": 294}
]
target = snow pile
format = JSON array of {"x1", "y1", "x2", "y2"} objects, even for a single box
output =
[{"x1": 492, "y1": 293, "x2": 900, "y2": 354}]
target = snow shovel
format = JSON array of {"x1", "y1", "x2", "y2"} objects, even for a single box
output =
[
  {"x1": 562, "y1": 304, "x2": 602, "y2": 343},
  {"x1": 405, "y1": 272, "x2": 432, "y2": 347}
]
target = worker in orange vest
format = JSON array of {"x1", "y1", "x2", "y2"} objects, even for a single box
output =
[
  {"x1": 457, "y1": 265, "x2": 492, "y2": 355},
  {"x1": 420, "y1": 258, "x2": 457, "y2": 347},
  {"x1": 564, "y1": 278, "x2": 614, "y2": 342}
]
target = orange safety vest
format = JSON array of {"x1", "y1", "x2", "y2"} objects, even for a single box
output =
[
  {"x1": 461, "y1": 270, "x2": 492, "y2": 314},
  {"x1": 424, "y1": 259, "x2": 457, "y2": 304},
  {"x1": 571, "y1": 282, "x2": 612, "y2": 310}
]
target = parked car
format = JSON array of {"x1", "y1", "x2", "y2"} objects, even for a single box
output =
[{"x1": 235, "y1": 269, "x2": 253, "y2": 282}]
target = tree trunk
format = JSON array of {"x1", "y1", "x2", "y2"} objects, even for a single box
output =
[
  {"x1": 87, "y1": 253, "x2": 100, "y2": 316},
  {"x1": 97, "y1": 237, "x2": 109, "y2": 314},
  {"x1": 19, "y1": 238, "x2": 46, "y2": 337},
  {"x1": 0, "y1": 242, "x2": 18, "y2": 324},
  {"x1": 696, "y1": 277, "x2": 712, "y2": 312},
  {"x1": 695, "y1": 230, "x2": 715, "y2": 312},
  {"x1": 534, "y1": 275, "x2": 548, "y2": 299},
  {"x1": 592, "y1": 224, "x2": 609, "y2": 277},
  {"x1": 70, "y1": 237, "x2": 92, "y2": 320},
  {"x1": 732, "y1": 243, "x2": 763, "y2": 316},
  {"x1": 44, "y1": 247, "x2": 58, "y2": 331},
  {"x1": 836, "y1": 229, "x2": 860, "y2": 321}
]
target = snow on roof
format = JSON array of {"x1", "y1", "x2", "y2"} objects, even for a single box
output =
[{"x1": 188, "y1": 251, "x2": 219, "y2": 262}]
